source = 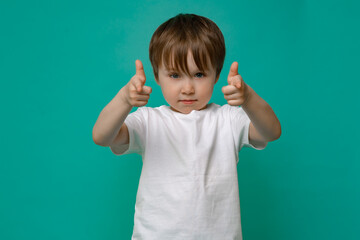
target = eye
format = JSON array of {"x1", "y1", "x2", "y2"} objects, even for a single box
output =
[
  {"x1": 169, "y1": 73, "x2": 180, "y2": 79},
  {"x1": 195, "y1": 72, "x2": 205, "y2": 78}
]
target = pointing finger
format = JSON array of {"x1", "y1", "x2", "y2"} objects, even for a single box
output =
[
  {"x1": 135, "y1": 59, "x2": 146, "y2": 81},
  {"x1": 228, "y1": 61, "x2": 239, "y2": 82}
]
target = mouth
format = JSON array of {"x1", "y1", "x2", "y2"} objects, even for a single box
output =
[{"x1": 179, "y1": 99, "x2": 197, "y2": 104}]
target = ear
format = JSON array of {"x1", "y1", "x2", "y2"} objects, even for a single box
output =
[
  {"x1": 155, "y1": 76, "x2": 160, "y2": 85},
  {"x1": 215, "y1": 74, "x2": 220, "y2": 84}
]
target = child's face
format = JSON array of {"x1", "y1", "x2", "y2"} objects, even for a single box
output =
[{"x1": 156, "y1": 50, "x2": 219, "y2": 114}]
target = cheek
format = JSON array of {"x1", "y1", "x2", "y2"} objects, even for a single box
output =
[
  {"x1": 161, "y1": 83, "x2": 178, "y2": 98},
  {"x1": 198, "y1": 82, "x2": 214, "y2": 96}
]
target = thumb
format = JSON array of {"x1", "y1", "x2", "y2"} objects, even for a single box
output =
[
  {"x1": 135, "y1": 59, "x2": 146, "y2": 80},
  {"x1": 228, "y1": 61, "x2": 239, "y2": 84}
]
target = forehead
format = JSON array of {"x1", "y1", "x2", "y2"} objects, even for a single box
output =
[
  {"x1": 160, "y1": 52, "x2": 194, "y2": 70},
  {"x1": 160, "y1": 49, "x2": 214, "y2": 74}
]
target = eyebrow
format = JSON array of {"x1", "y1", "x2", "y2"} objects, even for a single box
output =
[{"x1": 165, "y1": 68, "x2": 205, "y2": 73}]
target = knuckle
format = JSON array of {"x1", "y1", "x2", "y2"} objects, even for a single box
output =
[
  {"x1": 130, "y1": 76, "x2": 137, "y2": 83},
  {"x1": 130, "y1": 87, "x2": 139, "y2": 94},
  {"x1": 129, "y1": 85, "x2": 137, "y2": 92}
]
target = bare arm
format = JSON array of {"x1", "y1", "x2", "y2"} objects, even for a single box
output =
[
  {"x1": 242, "y1": 85, "x2": 281, "y2": 143},
  {"x1": 92, "y1": 60, "x2": 152, "y2": 149},
  {"x1": 223, "y1": 61, "x2": 281, "y2": 148},
  {"x1": 92, "y1": 88, "x2": 132, "y2": 146}
]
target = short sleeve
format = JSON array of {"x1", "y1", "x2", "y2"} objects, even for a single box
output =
[
  {"x1": 112, "y1": 107, "x2": 147, "y2": 155},
  {"x1": 228, "y1": 105, "x2": 266, "y2": 151}
]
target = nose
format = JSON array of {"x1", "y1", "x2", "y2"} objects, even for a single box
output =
[{"x1": 181, "y1": 78, "x2": 195, "y2": 94}]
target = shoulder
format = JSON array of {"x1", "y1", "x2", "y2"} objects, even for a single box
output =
[
  {"x1": 127, "y1": 105, "x2": 164, "y2": 115},
  {"x1": 210, "y1": 103, "x2": 247, "y2": 118},
  {"x1": 126, "y1": 105, "x2": 168, "y2": 122},
  {"x1": 225, "y1": 104, "x2": 247, "y2": 117},
  {"x1": 137, "y1": 105, "x2": 167, "y2": 113},
  {"x1": 142, "y1": 105, "x2": 169, "y2": 117}
]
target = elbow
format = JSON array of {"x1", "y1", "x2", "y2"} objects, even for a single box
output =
[
  {"x1": 269, "y1": 122, "x2": 282, "y2": 142},
  {"x1": 92, "y1": 132, "x2": 101, "y2": 146},
  {"x1": 92, "y1": 129, "x2": 106, "y2": 146},
  {"x1": 274, "y1": 131, "x2": 281, "y2": 141},
  {"x1": 274, "y1": 122, "x2": 282, "y2": 140}
]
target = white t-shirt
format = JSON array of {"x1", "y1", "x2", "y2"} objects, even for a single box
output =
[{"x1": 113, "y1": 103, "x2": 266, "y2": 240}]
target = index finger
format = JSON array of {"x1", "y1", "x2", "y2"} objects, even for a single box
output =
[
  {"x1": 135, "y1": 59, "x2": 146, "y2": 80},
  {"x1": 228, "y1": 61, "x2": 239, "y2": 80}
]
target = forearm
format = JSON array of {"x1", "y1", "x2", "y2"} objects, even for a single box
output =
[
  {"x1": 242, "y1": 84, "x2": 281, "y2": 141},
  {"x1": 92, "y1": 87, "x2": 132, "y2": 146}
]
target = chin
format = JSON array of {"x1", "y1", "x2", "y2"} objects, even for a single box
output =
[
  {"x1": 182, "y1": 109, "x2": 193, "y2": 114},
  {"x1": 178, "y1": 108, "x2": 192, "y2": 114},
  {"x1": 170, "y1": 106, "x2": 190, "y2": 114}
]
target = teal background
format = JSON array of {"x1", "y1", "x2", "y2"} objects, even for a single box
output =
[{"x1": 1, "y1": 0, "x2": 359, "y2": 239}]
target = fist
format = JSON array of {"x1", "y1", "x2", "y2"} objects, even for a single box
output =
[
  {"x1": 124, "y1": 60, "x2": 152, "y2": 107},
  {"x1": 222, "y1": 61, "x2": 249, "y2": 106}
]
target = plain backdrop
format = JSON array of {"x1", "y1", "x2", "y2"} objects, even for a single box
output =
[{"x1": 1, "y1": 0, "x2": 359, "y2": 239}]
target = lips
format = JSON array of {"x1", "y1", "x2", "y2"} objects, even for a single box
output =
[{"x1": 180, "y1": 99, "x2": 197, "y2": 104}]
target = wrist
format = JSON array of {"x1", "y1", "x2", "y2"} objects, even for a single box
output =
[
  {"x1": 118, "y1": 85, "x2": 133, "y2": 108},
  {"x1": 242, "y1": 84, "x2": 253, "y2": 108}
]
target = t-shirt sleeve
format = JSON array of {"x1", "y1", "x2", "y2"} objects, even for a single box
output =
[
  {"x1": 228, "y1": 105, "x2": 267, "y2": 152},
  {"x1": 111, "y1": 107, "x2": 146, "y2": 156}
]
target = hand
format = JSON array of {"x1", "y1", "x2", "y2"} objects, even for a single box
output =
[
  {"x1": 222, "y1": 61, "x2": 250, "y2": 106},
  {"x1": 122, "y1": 60, "x2": 152, "y2": 107}
]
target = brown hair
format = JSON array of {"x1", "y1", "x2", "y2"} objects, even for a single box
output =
[{"x1": 149, "y1": 13, "x2": 226, "y2": 81}]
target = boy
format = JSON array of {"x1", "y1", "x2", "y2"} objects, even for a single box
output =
[{"x1": 93, "y1": 13, "x2": 281, "y2": 240}]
